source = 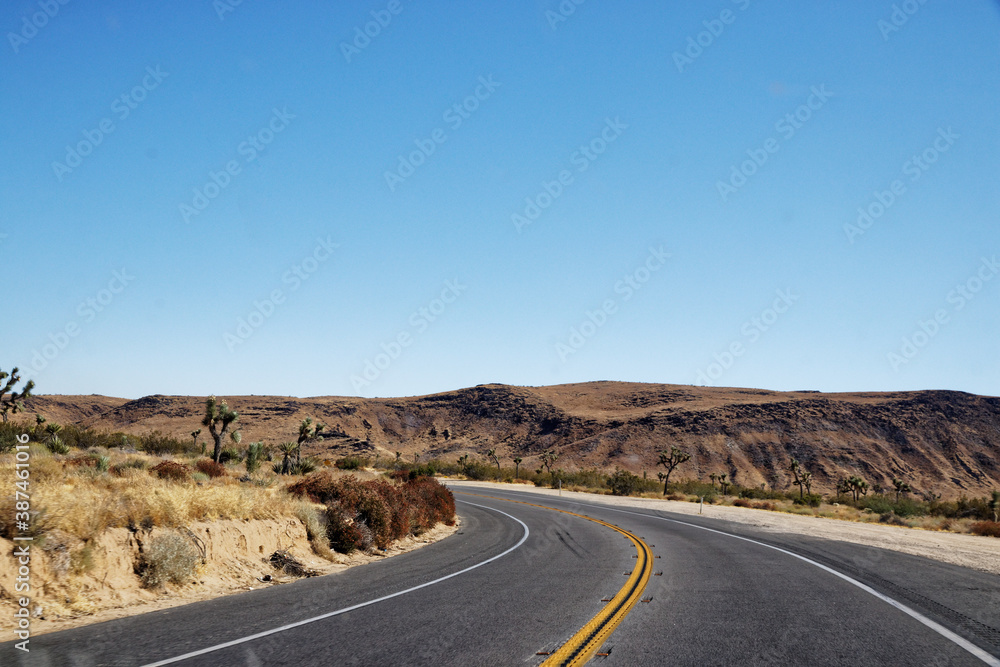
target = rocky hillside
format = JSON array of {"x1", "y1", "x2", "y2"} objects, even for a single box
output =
[{"x1": 22, "y1": 382, "x2": 1000, "y2": 497}]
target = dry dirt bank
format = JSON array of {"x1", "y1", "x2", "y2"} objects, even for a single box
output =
[
  {"x1": 448, "y1": 480, "x2": 1000, "y2": 575},
  {"x1": 0, "y1": 517, "x2": 458, "y2": 636}
]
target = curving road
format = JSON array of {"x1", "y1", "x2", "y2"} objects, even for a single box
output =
[{"x1": 5, "y1": 484, "x2": 1000, "y2": 666}]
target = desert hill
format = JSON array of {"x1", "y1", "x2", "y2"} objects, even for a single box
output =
[{"x1": 20, "y1": 382, "x2": 1000, "y2": 497}]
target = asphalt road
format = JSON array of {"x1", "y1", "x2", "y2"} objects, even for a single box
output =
[{"x1": 4, "y1": 484, "x2": 999, "y2": 666}]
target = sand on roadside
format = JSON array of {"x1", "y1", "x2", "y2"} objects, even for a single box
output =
[{"x1": 447, "y1": 480, "x2": 1000, "y2": 576}]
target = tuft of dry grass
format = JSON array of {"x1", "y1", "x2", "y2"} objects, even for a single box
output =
[{"x1": 0, "y1": 449, "x2": 311, "y2": 541}]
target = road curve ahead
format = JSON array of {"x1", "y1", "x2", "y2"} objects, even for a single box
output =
[
  {"x1": 453, "y1": 484, "x2": 1000, "y2": 667},
  {"x1": 5, "y1": 484, "x2": 999, "y2": 666}
]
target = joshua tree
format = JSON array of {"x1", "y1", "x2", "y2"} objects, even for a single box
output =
[
  {"x1": 513, "y1": 456, "x2": 523, "y2": 479},
  {"x1": 802, "y1": 471, "x2": 813, "y2": 496},
  {"x1": 278, "y1": 441, "x2": 300, "y2": 475},
  {"x1": 540, "y1": 451, "x2": 558, "y2": 476},
  {"x1": 230, "y1": 430, "x2": 242, "y2": 446},
  {"x1": 656, "y1": 447, "x2": 691, "y2": 495},
  {"x1": 190, "y1": 429, "x2": 202, "y2": 453},
  {"x1": 296, "y1": 417, "x2": 325, "y2": 467},
  {"x1": 788, "y1": 458, "x2": 811, "y2": 499},
  {"x1": 486, "y1": 448, "x2": 500, "y2": 473},
  {"x1": 892, "y1": 477, "x2": 911, "y2": 502},
  {"x1": 395, "y1": 451, "x2": 402, "y2": 469},
  {"x1": 0, "y1": 368, "x2": 34, "y2": 423},
  {"x1": 709, "y1": 473, "x2": 719, "y2": 489},
  {"x1": 718, "y1": 473, "x2": 730, "y2": 495},
  {"x1": 847, "y1": 475, "x2": 868, "y2": 502},
  {"x1": 203, "y1": 396, "x2": 239, "y2": 463},
  {"x1": 989, "y1": 490, "x2": 999, "y2": 522}
]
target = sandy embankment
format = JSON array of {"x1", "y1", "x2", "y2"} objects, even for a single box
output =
[
  {"x1": 448, "y1": 480, "x2": 1000, "y2": 575},
  {"x1": 0, "y1": 517, "x2": 458, "y2": 636}
]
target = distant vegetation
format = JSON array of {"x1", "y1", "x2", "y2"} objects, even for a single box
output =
[{"x1": 371, "y1": 447, "x2": 1000, "y2": 536}]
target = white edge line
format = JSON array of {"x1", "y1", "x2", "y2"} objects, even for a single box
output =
[
  {"x1": 141, "y1": 500, "x2": 529, "y2": 667},
  {"x1": 586, "y1": 501, "x2": 1000, "y2": 667}
]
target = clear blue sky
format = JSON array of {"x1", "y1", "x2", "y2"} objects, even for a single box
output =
[{"x1": 3, "y1": 1, "x2": 999, "y2": 399}]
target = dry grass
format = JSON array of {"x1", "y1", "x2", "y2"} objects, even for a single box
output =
[{"x1": 0, "y1": 448, "x2": 322, "y2": 542}]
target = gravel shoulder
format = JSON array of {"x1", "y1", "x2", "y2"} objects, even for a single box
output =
[{"x1": 448, "y1": 480, "x2": 1000, "y2": 576}]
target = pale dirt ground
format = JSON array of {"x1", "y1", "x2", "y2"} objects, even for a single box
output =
[
  {"x1": 447, "y1": 480, "x2": 1000, "y2": 576},
  {"x1": 0, "y1": 518, "x2": 458, "y2": 637}
]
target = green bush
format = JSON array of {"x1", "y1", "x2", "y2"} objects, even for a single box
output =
[
  {"x1": 793, "y1": 493, "x2": 822, "y2": 508},
  {"x1": 139, "y1": 531, "x2": 200, "y2": 588},
  {"x1": 137, "y1": 431, "x2": 196, "y2": 456},
  {"x1": 607, "y1": 468, "x2": 641, "y2": 496},
  {"x1": 738, "y1": 486, "x2": 789, "y2": 501},
  {"x1": 0, "y1": 422, "x2": 22, "y2": 453},
  {"x1": 335, "y1": 456, "x2": 370, "y2": 470}
]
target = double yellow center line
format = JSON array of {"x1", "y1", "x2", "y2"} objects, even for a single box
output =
[{"x1": 457, "y1": 492, "x2": 653, "y2": 666}]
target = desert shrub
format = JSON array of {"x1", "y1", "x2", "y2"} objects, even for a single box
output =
[
  {"x1": 673, "y1": 479, "x2": 720, "y2": 498},
  {"x1": 295, "y1": 504, "x2": 333, "y2": 559},
  {"x1": 195, "y1": 459, "x2": 226, "y2": 478},
  {"x1": 150, "y1": 460, "x2": 192, "y2": 481},
  {"x1": 95, "y1": 455, "x2": 110, "y2": 472},
  {"x1": 733, "y1": 498, "x2": 751, "y2": 508},
  {"x1": 325, "y1": 510, "x2": 364, "y2": 553},
  {"x1": 111, "y1": 458, "x2": 149, "y2": 476},
  {"x1": 138, "y1": 531, "x2": 200, "y2": 587},
  {"x1": 289, "y1": 471, "x2": 455, "y2": 553},
  {"x1": 793, "y1": 493, "x2": 822, "y2": 508},
  {"x1": 335, "y1": 456, "x2": 369, "y2": 470},
  {"x1": 219, "y1": 447, "x2": 242, "y2": 464},
  {"x1": 738, "y1": 486, "x2": 789, "y2": 501},
  {"x1": 890, "y1": 497, "x2": 926, "y2": 517},
  {"x1": 460, "y1": 460, "x2": 494, "y2": 481},
  {"x1": 138, "y1": 431, "x2": 195, "y2": 456},
  {"x1": 970, "y1": 521, "x2": 1000, "y2": 538},
  {"x1": 753, "y1": 501, "x2": 776, "y2": 510},
  {"x1": 0, "y1": 422, "x2": 22, "y2": 453},
  {"x1": 857, "y1": 495, "x2": 894, "y2": 515},
  {"x1": 879, "y1": 512, "x2": 908, "y2": 526},
  {"x1": 607, "y1": 468, "x2": 641, "y2": 496},
  {"x1": 293, "y1": 458, "x2": 318, "y2": 475},
  {"x1": 47, "y1": 436, "x2": 70, "y2": 455},
  {"x1": 665, "y1": 492, "x2": 686, "y2": 501},
  {"x1": 54, "y1": 425, "x2": 126, "y2": 450}
]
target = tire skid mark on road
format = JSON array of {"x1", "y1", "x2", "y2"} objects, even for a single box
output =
[{"x1": 140, "y1": 500, "x2": 528, "y2": 667}]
